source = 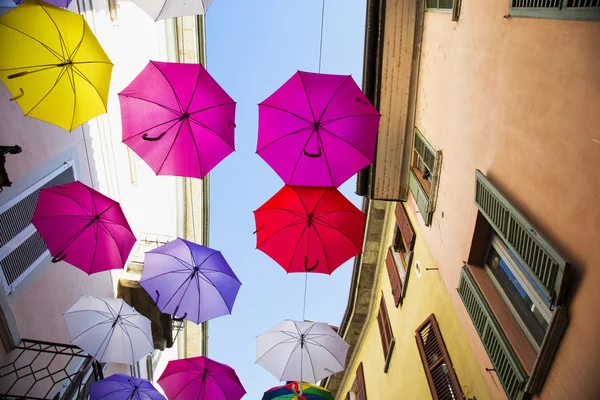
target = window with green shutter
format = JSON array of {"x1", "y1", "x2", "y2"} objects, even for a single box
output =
[
  {"x1": 409, "y1": 129, "x2": 442, "y2": 226},
  {"x1": 508, "y1": 0, "x2": 600, "y2": 21},
  {"x1": 459, "y1": 170, "x2": 570, "y2": 399}
]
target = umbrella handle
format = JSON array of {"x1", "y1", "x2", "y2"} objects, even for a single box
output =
[
  {"x1": 252, "y1": 224, "x2": 264, "y2": 234},
  {"x1": 51, "y1": 251, "x2": 67, "y2": 263},
  {"x1": 8, "y1": 72, "x2": 29, "y2": 79},
  {"x1": 172, "y1": 313, "x2": 187, "y2": 322},
  {"x1": 142, "y1": 132, "x2": 167, "y2": 141},
  {"x1": 9, "y1": 88, "x2": 24, "y2": 101},
  {"x1": 228, "y1": 120, "x2": 236, "y2": 128},
  {"x1": 303, "y1": 147, "x2": 322, "y2": 158},
  {"x1": 304, "y1": 257, "x2": 319, "y2": 272}
]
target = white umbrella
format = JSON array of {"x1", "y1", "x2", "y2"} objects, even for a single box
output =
[
  {"x1": 132, "y1": 0, "x2": 213, "y2": 21},
  {"x1": 63, "y1": 296, "x2": 153, "y2": 365},
  {"x1": 256, "y1": 320, "x2": 349, "y2": 386}
]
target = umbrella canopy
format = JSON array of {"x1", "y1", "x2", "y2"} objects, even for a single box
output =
[
  {"x1": 158, "y1": 356, "x2": 246, "y2": 400},
  {"x1": 31, "y1": 181, "x2": 136, "y2": 275},
  {"x1": 139, "y1": 238, "x2": 241, "y2": 324},
  {"x1": 257, "y1": 71, "x2": 380, "y2": 187},
  {"x1": 0, "y1": 0, "x2": 113, "y2": 131},
  {"x1": 14, "y1": 0, "x2": 72, "y2": 7},
  {"x1": 263, "y1": 382, "x2": 334, "y2": 400},
  {"x1": 64, "y1": 297, "x2": 153, "y2": 365},
  {"x1": 132, "y1": 0, "x2": 212, "y2": 21},
  {"x1": 256, "y1": 320, "x2": 349, "y2": 383},
  {"x1": 90, "y1": 374, "x2": 165, "y2": 400},
  {"x1": 254, "y1": 185, "x2": 365, "y2": 274},
  {"x1": 119, "y1": 60, "x2": 235, "y2": 179}
]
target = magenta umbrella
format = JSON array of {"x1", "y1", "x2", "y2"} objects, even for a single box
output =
[
  {"x1": 14, "y1": 0, "x2": 72, "y2": 7},
  {"x1": 119, "y1": 61, "x2": 236, "y2": 179},
  {"x1": 257, "y1": 70, "x2": 381, "y2": 187},
  {"x1": 158, "y1": 356, "x2": 246, "y2": 400},
  {"x1": 32, "y1": 181, "x2": 136, "y2": 274}
]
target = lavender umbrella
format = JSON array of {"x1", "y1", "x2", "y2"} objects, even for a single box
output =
[
  {"x1": 90, "y1": 374, "x2": 165, "y2": 400},
  {"x1": 14, "y1": 0, "x2": 72, "y2": 8},
  {"x1": 139, "y1": 238, "x2": 241, "y2": 324}
]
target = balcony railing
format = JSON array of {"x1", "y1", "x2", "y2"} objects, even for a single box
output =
[
  {"x1": 127, "y1": 233, "x2": 178, "y2": 267},
  {"x1": 0, "y1": 339, "x2": 103, "y2": 400}
]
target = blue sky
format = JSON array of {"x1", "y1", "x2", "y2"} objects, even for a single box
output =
[{"x1": 204, "y1": 0, "x2": 367, "y2": 397}]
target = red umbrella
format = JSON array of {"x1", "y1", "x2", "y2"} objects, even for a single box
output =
[
  {"x1": 32, "y1": 181, "x2": 136, "y2": 274},
  {"x1": 253, "y1": 185, "x2": 365, "y2": 274}
]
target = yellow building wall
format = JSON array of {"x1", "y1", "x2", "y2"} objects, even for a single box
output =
[{"x1": 337, "y1": 200, "x2": 491, "y2": 400}]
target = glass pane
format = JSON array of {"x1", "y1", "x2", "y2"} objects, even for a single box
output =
[
  {"x1": 506, "y1": 247, "x2": 550, "y2": 304},
  {"x1": 487, "y1": 246, "x2": 548, "y2": 346}
]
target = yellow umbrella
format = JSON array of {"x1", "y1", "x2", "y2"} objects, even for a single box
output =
[{"x1": 0, "y1": 0, "x2": 113, "y2": 131}]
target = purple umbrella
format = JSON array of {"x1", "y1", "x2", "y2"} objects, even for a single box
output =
[
  {"x1": 14, "y1": 0, "x2": 72, "y2": 8},
  {"x1": 119, "y1": 61, "x2": 236, "y2": 179},
  {"x1": 90, "y1": 374, "x2": 165, "y2": 400},
  {"x1": 257, "y1": 70, "x2": 381, "y2": 187},
  {"x1": 139, "y1": 238, "x2": 241, "y2": 324}
]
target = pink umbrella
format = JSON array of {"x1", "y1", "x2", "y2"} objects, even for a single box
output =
[
  {"x1": 257, "y1": 71, "x2": 381, "y2": 187},
  {"x1": 32, "y1": 181, "x2": 136, "y2": 274},
  {"x1": 158, "y1": 356, "x2": 246, "y2": 400},
  {"x1": 119, "y1": 61, "x2": 236, "y2": 179}
]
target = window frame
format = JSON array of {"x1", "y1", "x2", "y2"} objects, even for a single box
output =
[
  {"x1": 415, "y1": 314, "x2": 464, "y2": 400},
  {"x1": 347, "y1": 362, "x2": 367, "y2": 400},
  {"x1": 508, "y1": 0, "x2": 600, "y2": 21},
  {"x1": 408, "y1": 129, "x2": 442, "y2": 227},
  {"x1": 0, "y1": 161, "x2": 76, "y2": 293},
  {"x1": 376, "y1": 295, "x2": 395, "y2": 373}
]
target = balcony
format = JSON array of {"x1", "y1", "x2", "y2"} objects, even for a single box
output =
[{"x1": 0, "y1": 339, "x2": 103, "y2": 400}]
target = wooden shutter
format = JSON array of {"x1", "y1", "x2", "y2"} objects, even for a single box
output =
[
  {"x1": 355, "y1": 362, "x2": 367, "y2": 400},
  {"x1": 395, "y1": 202, "x2": 415, "y2": 250},
  {"x1": 385, "y1": 248, "x2": 402, "y2": 306},
  {"x1": 474, "y1": 170, "x2": 569, "y2": 306},
  {"x1": 415, "y1": 314, "x2": 464, "y2": 400},
  {"x1": 377, "y1": 296, "x2": 394, "y2": 359}
]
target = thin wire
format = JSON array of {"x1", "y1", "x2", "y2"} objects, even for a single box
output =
[
  {"x1": 302, "y1": 272, "x2": 308, "y2": 321},
  {"x1": 81, "y1": 125, "x2": 95, "y2": 190},
  {"x1": 317, "y1": 0, "x2": 325, "y2": 73}
]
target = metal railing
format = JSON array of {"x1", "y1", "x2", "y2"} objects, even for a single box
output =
[{"x1": 0, "y1": 339, "x2": 103, "y2": 400}]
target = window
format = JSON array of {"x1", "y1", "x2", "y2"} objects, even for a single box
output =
[
  {"x1": 508, "y1": 0, "x2": 600, "y2": 21},
  {"x1": 426, "y1": 0, "x2": 462, "y2": 21},
  {"x1": 376, "y1": 296, "x2": 395, "y2": 372},
  {"x1": 385, "y1": 203, "x2": 415, "y2": 306},
  {"x1": 415, "y1": 314, "x2": 464, "y2": 400},
  {"x1": 346, "y1": 362, "x2": 367, "y2": 400},
  {"x1": 0, "y1": 162, "x2": 76, "y2": 293},
  {"x1": 408, "y1": 129, "x2": 442, "y2": 226},
  {"x1": 458, "y1": 170, "x2": 570, "y2": 399}
]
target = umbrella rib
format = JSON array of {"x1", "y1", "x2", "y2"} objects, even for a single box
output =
[
  {"x1": 320, "y1": 113, "x2": 380, "y2": 126},
  {"x1": 71, "y1": 64, "x2": 109, "y2": 111},
  {"x1": 0, "y1": 22, "x2": 64, "y2": 62},
  {"x1": 184, "y1": 119, "x2": 204, "y2": 178},
  {"x1": 255, "y1": 125, "x2": 313, "y2": 153},
  {"x1": 255, "y1": 207, "x2": 306, "y2": 218},
  {"x1": 195, "y1": 273, "x2": 202, "y2": 323},
  {"x1": 122, "y1": 117, "x2": 182, "y2": 142},
  {"x1": 255, "y1": 337, "x2": 300, "y2": 364},
  {"x1": 169, "y1": 371, "x2": 206, "y2": 400},
  {"x1": 156, "y1": 122, "x2": 185, "y2": 175},
  {"x1": 185, "y1": 60, "x2": 203, "y2": 113},
  {"x1": 287, "y1": 128, "x2": 318, "y2": 185},
  {"x1": 66, "y1": 63, "x2": 77, "y2": 132},
  {"x1": 315, "y1": 129, "x2": 335, "y2": 185},
  {"x1": 255, "y1": 219, "x2": 306, "y2": 249},
  {"x1": 151, "y1": 61, "x2": 185, "y2": 112},
  {"x1": 139, "y1": 268, "x2": 191, "y2": 283},
  {"x1": 31, "y1": 214, "x2": 90, "y2": 222},
  {"x1": 206, "y1": 373, "x2": 231, "y2": 400},
  {"x1": 316, "y1": 124, "x2": 373, "y2": 160},
  {"x1": 305, "y1": 187, "x2": 331, "y2": 216},
  {"x1": 289, "y1": 187, "x2": 311, "y2": 216},
  {"x1": 300, "y1": 339, "x2": 345, "y2": 370},
  {"x1": 118, "y1": 94, "x2": 181, "y2": 115},
  {"x1": 313, "y1": 218, "x2": 362, "y2": 252},
  {"x1": 23, "y1": 67, "x2": 68, "y2": 117},
  {"x1": 95, "y1": 220, "x2": 126, "y2": 268},
  {"x1": 67, "y1": 17, "x2": 87, "y2": 62},
  {"x1": 39, "y1": 1, "x2": 69, "y2": 60},
  {"x1": 147, "y1": 252, "x2": 194, "y2": 271},
  {"x1": 162, "y1": 273, "x2": 195, "y2": 312},
  {"x1": 304, "y1": 343, "x2": 318, "y2": 383},
  {"x1": 315, "y1": 75, "x2": 352, "y2": 123},
  {"x1": 278, "y1": 340, "x2": 303, "y2": 381},
  {"x1": 187, "y1": 116, "x2": 235, "y2": 152},
  {"x1": 51, "y1": 217, "x2": 95, "y2": 258},
  {"x1": 86, "y1": 218, "x2": 100, "y2": 274},
  {"x1": 197, "y1": 271, "x2": 234, "y2": 314},
  {"x1": 68, "y1": 318, "x2": 114, "y2": 343},
  {"x1": 39, "y1": 188, "x2": 93, "y2": 216},
  {"x1": 188, "y1": 101, "x2": 236, "y2": 116},
  {"x1": 258, "y1": 103, "x2": 313, "y2": 125},
  {"x1": 315, "y1": 209, "x2": 363, "y2": 218},
  {"x1": 297, "y1": 72, "x2": 317, "y2": 122}
]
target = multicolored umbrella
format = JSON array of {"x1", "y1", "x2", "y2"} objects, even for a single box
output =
[
  {"x1": 0, "y1": 0, "x2": 113, "y2": 131},
  {"x1": 139, "y1": 238, "x2": 241, "y2": 324},
  {"x1": 32, "y1": 181, "x2": 136, "y2": 275},
  {"x1": 132, "y1": 0, "x2": 212, "y2": 21},
  {"x1": 64, "y1": 297, "x2": 153, "y2": 365},
  {"x1": 90, "y1": 374, "x2": 165, "y2": 400},
  {"x1": 256, "y1": 320, "x2": 349, "y2": 384},
  {"x1": 257, "y1": 71, "x2": 380, "y2": 187},
  {"x1": 263, "y1": 382, "x2": 334, "y2": 400},
  {"x1": 119, "y1": 61, "x2": 236, "y2": 179},
  {"x1": 13, "y1": 0, "x2": 72, "y2": 7},
  {"x1": 158, "y1": 356, "x2": 246, "y2": 400},
  {"x1": 254, "y1": 185, "x2": 365, "y2": 274}
]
